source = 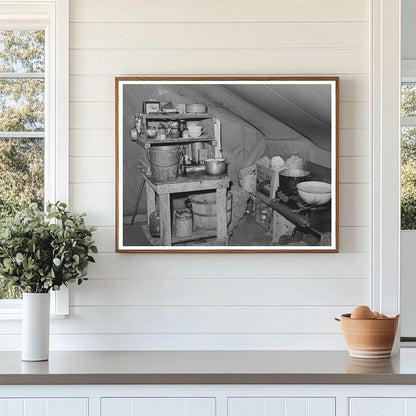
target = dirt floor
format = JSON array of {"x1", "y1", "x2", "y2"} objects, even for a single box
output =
[{"x1": 122, "y1": 213, "x2": 271, "y2": 247}]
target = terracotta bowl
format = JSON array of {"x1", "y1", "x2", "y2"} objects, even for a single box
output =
[{"x1": 338, "y1": 313, "x2": 399, "y2": 359}]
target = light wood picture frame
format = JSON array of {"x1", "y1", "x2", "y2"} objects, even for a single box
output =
[{"x1": 115, "y1": 77, "x2": 339, "y2": 253}]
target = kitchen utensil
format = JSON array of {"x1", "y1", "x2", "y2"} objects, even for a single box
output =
[
  {"x1": 296, "y1": 181, "x2": 331, "y2": 205},
  {"x1": 170, "y1": 128, "x2": 180, "y2": 139},
  {"x1": 146, "y1": 128, "x2": 157, "y2": 138},
  {"x1": 279, "y1": 169, "x2": 310, "y2": 195},
  {"x1": 185, "y1": 165, "x2": 205, "y2": 174},
  {"x1": 188, "y1": 125, "x2": 203, "y2": 138},
  {"x1": 191, "y1": 142, "x2": 204, "y2": 163},
  {"x1": 205, "y1": 158, "x2": 227, "y2": 175},
  {"x1": 185, "y1": 103, "x2": 207, "y2": 113},
  {"x1": 335, "y1": 313, "x2": 399, "y2": 359}
]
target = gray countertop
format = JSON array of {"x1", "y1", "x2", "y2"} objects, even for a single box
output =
[{"x1": 2, "y1": 349, "x2": 416, "y2": 385}]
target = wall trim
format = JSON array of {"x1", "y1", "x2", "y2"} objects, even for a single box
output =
[{"x1": 371, "y1": 0, "x2": 401, "y2": 315}]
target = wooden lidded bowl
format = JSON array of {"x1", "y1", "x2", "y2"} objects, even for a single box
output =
[{"x1": 338, "y1": 313, "x2": 399, "y2": 359}]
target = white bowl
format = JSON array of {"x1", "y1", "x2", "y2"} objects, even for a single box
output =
[{"x1": 296, "y1": 181, "x2": 331, "y2": 205}]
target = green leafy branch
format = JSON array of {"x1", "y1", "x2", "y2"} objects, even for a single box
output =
[{"x1": 0, "y1": 202, "x2": 97, "y2": 293}]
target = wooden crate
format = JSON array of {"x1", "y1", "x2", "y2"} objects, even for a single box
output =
[{"x1": 255, "y1": 163, "x2": 279, "y2": 203}]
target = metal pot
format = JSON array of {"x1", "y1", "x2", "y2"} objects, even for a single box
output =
[
  {"x1": 205, "y1": 158, "x2": 227, "y2": 175},
  {"x1": 279, "y1": 169, "x2": 310, "y2": 195}
]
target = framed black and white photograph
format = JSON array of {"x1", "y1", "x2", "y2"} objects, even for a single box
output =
[{"x1": 116, "y1": 77, "x2": 339, "y2": 252}]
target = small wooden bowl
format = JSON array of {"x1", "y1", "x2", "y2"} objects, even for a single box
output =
[{"x1": 337, "y1": 313, "x2": 399, "y2": 359}]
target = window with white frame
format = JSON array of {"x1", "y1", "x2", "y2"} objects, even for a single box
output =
[
  {"x1": 401, "y1": 65, "x2": 416, "y2": 230},
  {"x1": 0, "y1": 29, "x2": 45, "y2": 300},
  {"x1": 0, "y1": 0, "x2": 69, "y2": 314}
]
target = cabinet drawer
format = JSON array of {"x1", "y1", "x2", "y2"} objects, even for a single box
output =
[
  {"x1": 101, "y1": 397, "x2": 215, "y2": 416},
  {"x1": 228, "y1": 397, "x2": 335, "y2": 416},
  {"x1": 0, "y1": 398, "x2": 88, "y2": 416},
  {"x1": 349, "y1": 398, "x2": 416, "y2": 416}
]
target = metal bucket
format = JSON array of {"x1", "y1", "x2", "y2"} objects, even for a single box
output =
[{"x1": 148, "y1": 145, "x2": 180, "y2": 181}]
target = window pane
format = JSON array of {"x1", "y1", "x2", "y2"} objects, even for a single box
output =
[
  {"x1": 0, "y1": 138, "x2": 43, "y2": 299},
  {"x1": 0, "y1": 78, "x2": 44, "y2": 131},
  {"x1": 0, "y1": 137, "x2": 44, "y2": 217},
  {"x1": 0, "y1": 30, "x2": 45, "y2": 73},
  {"x1": 401, "y1": 127, "x2": 416, "y2": 230}
]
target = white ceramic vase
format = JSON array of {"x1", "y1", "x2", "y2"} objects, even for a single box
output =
[{"x1": 22, "y1": 292, "x2": 50, "y2": 361}]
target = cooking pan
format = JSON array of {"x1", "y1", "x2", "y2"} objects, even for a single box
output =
[
  {"x1": 205, "y1": 158, "x2": 227, "y2": 175},
  {"x1": 279, "y1": 169, "x2": 310, "y2": 195}
]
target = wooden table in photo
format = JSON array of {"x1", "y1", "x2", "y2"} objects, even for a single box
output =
[{"x1": 142, "y1": 172, "x2": 230, "y2": 246}]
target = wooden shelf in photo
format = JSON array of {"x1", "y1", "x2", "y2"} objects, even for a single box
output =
[
  {"x1": 141, "y1": 113, "x2": 213, "y2": 120},
  {"x1": 137, "y1": 135, "x2": 215, "y2": 149},
  {"x1": 142, "y1": 224, "x2": 228, "y2": 246}
]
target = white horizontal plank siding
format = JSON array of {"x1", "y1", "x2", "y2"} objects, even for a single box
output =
[
  {"x1": 0, "y1": 332, "x2": 347, "y2": 351},
  {"x1": 70, "y1": 49, "x2": 368, "y2": 76},
  {"x1": 61, "y1": 0, "x2": 373, "y2": 350},
  {"x1": 69, "y1": 102, "x2": 114, "y2": 129},
  {"x1": 49, "y1": 306, "x2": 350, "y2": 335},
  {"x1": 85, "y1": 253, "x2": 369, "y2": 279},
  {"x1": 69, "y1": 183, "x2": 114, "y2": 226},
  {"x1": 339, "y1": 102, "x2": 369, "y2": 129},
  {"x1": 339, "y1": 227, "x2": 369, "y2": 253},
  {"x1": 69, "y1": 157, "x2": 115, "y2": 183},
  {"x1": 91, "y1": 227, "x2": 115, "y2": 253},
  {"x1": 70, "y1": 74, "x2": 369, "y2": 103},
  {"x1": 339, "y1": 184, "x2": 369, "y2": 227},
  {"x1": 69, "y1": 130, "x2": 114, "y2": 157},
  {"x1": 339, "y1": 157, "x2": 369, "y2": 183},
  {"x1": 70, "y1": 278, "x2": 368, "y2": 306},
  {"x1": 339, "y1": 129, "x2": 370, "y2": 157},
  {"x1": 70, "y1": 22, "x2": 368, "y2": 50},
  {"x1": 70, "y1": 0, "x2": 369, "y2": 23}
]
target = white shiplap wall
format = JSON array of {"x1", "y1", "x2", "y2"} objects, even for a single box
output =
[{"x1": 51, "y1": 0, "x2": 371, "y2": 350}]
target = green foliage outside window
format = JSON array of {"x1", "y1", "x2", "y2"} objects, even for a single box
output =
[{"x1": 402, "y1": 84, "x2": 416, "y2": 230}]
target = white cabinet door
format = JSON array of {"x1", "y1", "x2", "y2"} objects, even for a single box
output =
[
  {"x1": 101, "y1": 397, "x2": 215, "y2": 416},
  {"x1": 0, "y1": 398, "x2": 88, "y2": 416},
  {"x1": 350, "y1": 398, "x2": 416, "y2": 416},
  {"x1": 228, "y1": 397, "x2": 335, "y2": 416}
]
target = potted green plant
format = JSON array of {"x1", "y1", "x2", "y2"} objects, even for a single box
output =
[{"x1": 0, "y1": 202, "x2": 97, "y2": 361}]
